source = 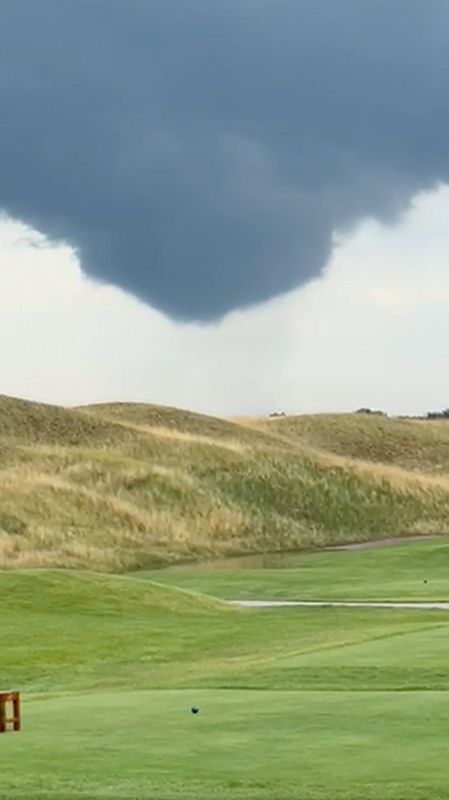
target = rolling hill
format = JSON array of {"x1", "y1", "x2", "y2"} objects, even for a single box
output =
[{"x1": 0, "y1": 395, "x2": 449, "y2": 571}]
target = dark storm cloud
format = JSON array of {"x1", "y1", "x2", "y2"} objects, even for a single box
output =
[{"x1": 0, "y1": 0, "x2": 448, "y2": 320}]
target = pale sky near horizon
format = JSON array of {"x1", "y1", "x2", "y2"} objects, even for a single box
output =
[{"x1": 1, "y1": 184, "x2": 448, "y2": 418}]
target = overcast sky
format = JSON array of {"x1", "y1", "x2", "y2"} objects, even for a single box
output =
[
  {"x1": 1, "y1": 1, "x2": 449, "y2": 415},
  {"x1": 1, "y1": 184, "x2": 448, "y2": 417}
]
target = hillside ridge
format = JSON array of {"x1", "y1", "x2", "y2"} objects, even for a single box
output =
[{"x1": 0, "y1": 395, "x2": 448, "y2": 571}]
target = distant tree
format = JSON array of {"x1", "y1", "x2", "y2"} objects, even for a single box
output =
[
  {"x1": 427, "y1": 408, "x2": 449, "y2": 420},
  {"x1": 355, "y1": 408, "x2": 386, "y2": 416}
]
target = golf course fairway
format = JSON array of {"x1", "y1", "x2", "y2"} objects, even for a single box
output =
[
  {"x1": 2, "y1": 540, "x2": 449, "y2": 799},
  {"x1": 3, "y1": 689, "x2": 449, "y2": 800}
]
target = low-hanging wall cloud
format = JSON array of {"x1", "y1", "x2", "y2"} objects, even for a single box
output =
[{"x1": 1, "y1": 0, "x2": 448, "y2": 320}]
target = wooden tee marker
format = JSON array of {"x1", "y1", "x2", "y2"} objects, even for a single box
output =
[{"x1": 0, "y1": 692, "x2": 21, "y2": 733}]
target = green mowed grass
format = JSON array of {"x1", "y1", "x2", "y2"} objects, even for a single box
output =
[
  {"x1": 4, "y1": 570, "x2": 447, "y2": 693},
  {"x1": 3, "y1": 564, "x2": 449, "y2": 798},
  {"x1": 3, "y1": 690, "x2": 449, "y2": 800},
  {"x1": 141, "y1": 537, "x2": 449, "y2": 601}
]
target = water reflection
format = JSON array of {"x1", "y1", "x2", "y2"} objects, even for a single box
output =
[
  {"x1": 168, "y1": 535, "x2": 445, "y2": 572},
  {"x1": 172, "y1": 551, "x2": 307, "y2": 571}
]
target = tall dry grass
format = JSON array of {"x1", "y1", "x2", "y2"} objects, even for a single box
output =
[{"x1": 1, "y1": 397, "x2": 449, "y2": 571}]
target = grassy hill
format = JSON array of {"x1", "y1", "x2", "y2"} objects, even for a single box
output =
[
  {"x1": 1, "y1": 395, "x2": 449, "y2": 571},
  {"x1": 259, "y1": 412, "x2": 449, "y2": 474}
]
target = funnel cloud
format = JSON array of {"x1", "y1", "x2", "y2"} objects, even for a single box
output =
[{"x1": 1, "y1": 1, "x2": 448, "y2": 320}]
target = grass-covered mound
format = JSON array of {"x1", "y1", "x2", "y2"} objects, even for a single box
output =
[{"x1": 1, "y1": 396, "x2": 449, "y2": 571}]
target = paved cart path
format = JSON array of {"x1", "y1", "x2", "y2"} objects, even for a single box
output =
[{"x1": 231, "y1": 599, "x2": 449, "y2": 610}]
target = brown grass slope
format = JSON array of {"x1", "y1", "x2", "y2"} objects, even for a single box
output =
[
  {"x1": 257, "y1": 413, "x2": 449, "y2": 474},
  {"x1": 0, "y1": 397, "x2": 448, "y2": 572}
]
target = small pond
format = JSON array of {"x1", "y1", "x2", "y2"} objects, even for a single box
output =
[{"x1": 168, "y1": 534, "x2": 444, "y2": 571}]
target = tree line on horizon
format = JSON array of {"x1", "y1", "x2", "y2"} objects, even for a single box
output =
[{"x1": 356, "y1": 408, "x2": 449, "y2": 420}]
